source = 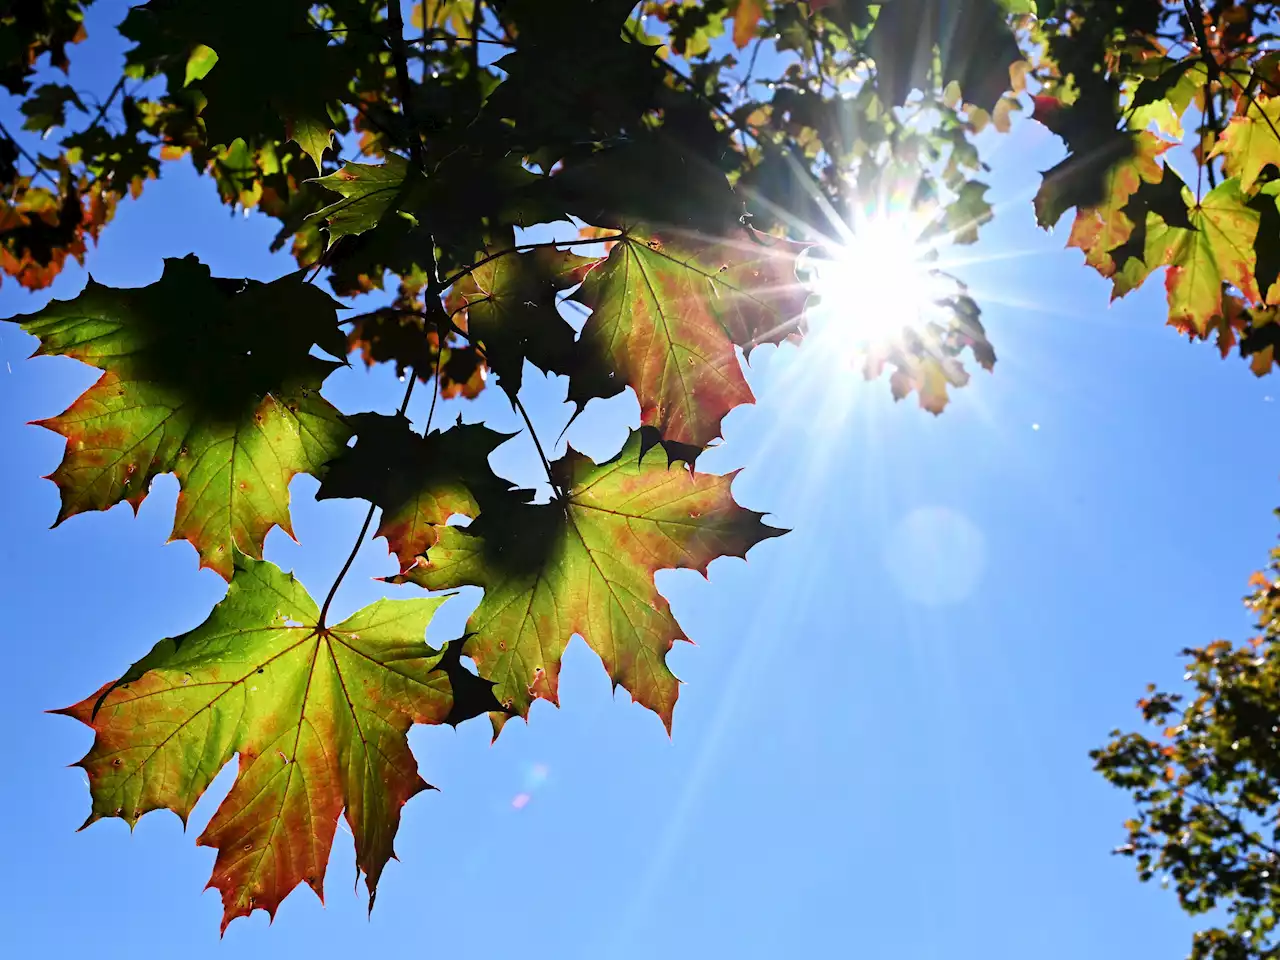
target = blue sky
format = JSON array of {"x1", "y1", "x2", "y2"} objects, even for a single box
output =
[{"x1": 3, "y1": 3, "x2": 1279, "y2": 958}]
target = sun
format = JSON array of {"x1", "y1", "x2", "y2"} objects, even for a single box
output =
[{"x1": 806, "y1": 211, "x2": 960, "y2": 356}]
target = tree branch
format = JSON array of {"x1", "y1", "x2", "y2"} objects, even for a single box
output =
[
  {"x1": 318, "y1": 370, "x2": 417, "y2": 629},
  {"x1": 387, "y1": 0, "x2": 425, "y2": 169}
]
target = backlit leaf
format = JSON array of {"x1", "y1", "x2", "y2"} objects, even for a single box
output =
[
  {"x1": 393, "y1": 429, "x2": 784, "y2": 733},
  {"x1": 1067, "y1": 132, "x2": 1171, "y2": 277},
  {"x1": 445, "y1": 241, "x2": 600, "y2": 397},
  {"x1": 1210, "y1": 95, "x2": 1280, "y2": 195},
  {"x1": 5, "y1": 256, "x2": 351, "y2": 578},
  {"x1": 568, "y1": 227, "x2": 811, "y2": 449},
  {"x1": 731, "y1": 0, "x2": 764, "y2": 48},
  {"x1": 56, "y1": 555, "x2": 486, "y2": 931},
  {"x1": 309, "y1": 156, "x2": 412, "y2": 246},
  {"x1": 1164, "y1": 179, "x2": 1260, "y2": 337},
  {"x1": 317, "y1": 414, "x2": 515, "y2": 572}
]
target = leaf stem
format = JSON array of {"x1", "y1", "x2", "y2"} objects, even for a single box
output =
[
  {"x1": 436, "y1": 234, "x2": 623, "y2": 290},
  {"x1": 407, "y1": 33, "x2": 510, "y2": 48},
  {"x1": 318, "y1": 370, "x2": 416, "y2": 628},
  {"x1": 424, "y1": 328, "x2": 443, "y2": 435},
  {"x1": 0, "y1": 119, "x2": 58, "y2": 188},
  {"x1": 511, "y1": 393, "x2": 559, "y2": 500}
]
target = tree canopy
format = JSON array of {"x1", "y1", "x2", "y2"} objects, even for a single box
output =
[{"x1": 4, "y1": 0, "x2": 1280, "y2": 947}]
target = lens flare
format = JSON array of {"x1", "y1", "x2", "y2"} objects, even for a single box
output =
[{"x1": 806, "y1": 212, "x2": 962, "y2": 358}]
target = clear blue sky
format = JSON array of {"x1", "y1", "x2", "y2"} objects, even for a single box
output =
[{"x1": 3, "y1": 3, "x2": 1278, "y2": 958}]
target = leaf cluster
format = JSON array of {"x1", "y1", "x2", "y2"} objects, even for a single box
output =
[
  {"x1": 1094, "y1": 518, "x2": 1280, "y2": 960},
  {"x1": 5, "y1": 0, "x2": 1280, "y2": 941}
]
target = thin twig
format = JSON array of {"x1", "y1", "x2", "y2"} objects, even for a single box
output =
[
  {"x1": 318, "y1": 371, "x2": 417, "y2": 628},
  {"x1": 0, "y1": 119, "x2": 58, "y2": 187},
  {"x1": 512, "y1": 393, "x2": 560, "y2": 499},
  {"x1": 1188, "y1": 790, "x2": 1280, "y2": 860},
  {"x1": 424, "y1": 328, "x2": 443, "y2": 435},
  {"x1": 1224, "y1": 69, "x2": 1280, "y2": 154},
  {"x1": 736, "y1": 37, "x2": 763, "y2": 103},
  {"x1": 84, "y1": 76, "x2": 127, "y2": 134},
  {"x1": 407, "y1": 33, "x2": 511, "y2": 48}
]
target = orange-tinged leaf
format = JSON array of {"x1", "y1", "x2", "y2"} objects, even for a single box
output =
[
  {"x1": 5, "y1": 256, "x2": 351, "y2": 578},
  {"x1": 1068, "y1": 131, "x2": 1170, "y2": 276},
  {"x1": 56, "y1": 556, "x2": 486, "y2": 931},
  {"x1": 569, "y1": 228, "x2": 812, "y2": 449},
  {"x1": 732, "y1": 0, "x2": 764, "y2": 48},
  {"x1": 446, "y1": 243, "x2": 599, "y2": 397},
  {"x1": 317, "y1": 414, "x2": 514, "y2": 573},
  {"x1": 1209, "y1": 95, "x2": 1280, "y2": 195},
  {"x1": 1163, "y1": 179, "x2": 1260, "y2": 336},
  {"x1": 393, "y1": 429, "x2": 784, "y2": 734}
]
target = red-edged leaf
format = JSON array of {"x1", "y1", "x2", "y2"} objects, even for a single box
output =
[{"x1": 568, "y1": 227, "x2": 811, "y2": 449}]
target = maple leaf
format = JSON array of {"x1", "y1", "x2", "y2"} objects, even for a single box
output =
[
  {"x1": 1127, "y1": 58, "x2": 1206, "y2": 139},
  {"x1": 317, "y1": 414, "x2": 515, "y2": 573},
  {"x1": 1240, "y1": 305, "x2": 1280, "y2": 376},
  {"x1": 731, "y1": 0, "x2": 765, "y2": 48},
  {"x1": 1067, "y1": 132, "x2": 1172, "y2": 277},
  {"x1": 1163, "y1": 179, "x2": 1260, "y2": 337},
  {"x1": 485, "y1": 0, "x2": 660, "y2": 150},
  {"x1": 4, "y1": 256, "x2": 351, "y2": 578},
  {"x1": 392, "y1": 429, "x2": 784, "y2": 734},
  {"x1": 861, "y1": 289, "x2": 996, "y2": 414},
  {"x1": 1035, "y1": 133, "x2": 1136, "y2": 229},
  {"x1": 120, "y1": 0, "x2": 351, "y2": 169},
  {"x1": 346, "y1": 307, "x2": 490, "y2": 398},
  {"x1": 568, "y1": 227, "x2": 812, "y2": 450},
  {"x1": 1209, "y1": 95, "x2": 1280, "y2": 195},
  {"x1": 57, "y1": 555, "x2": 494, "y2": 931},
  {"x1": 0, "y1": 0, "x2": 90, "y2": 96},
  {"x1": 1104, "y1": 167, "x2": 1196, "y2": 300},
  {"x1": 412, "y1": 0, "x2": 475, "y2": 36},
  {"x1": 445, "y1": 240, "x2": 600, "y2": 397},
  {"x1": 19, "y1": 81, "x2": 85, "y2": 134},
  {"x1": 309, "y1": 156, "x2": 413, "y2": 246}
]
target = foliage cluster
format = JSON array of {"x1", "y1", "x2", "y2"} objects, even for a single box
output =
[{"x1": 3, "y1": 0, "x2": 1280, "y2": 948}]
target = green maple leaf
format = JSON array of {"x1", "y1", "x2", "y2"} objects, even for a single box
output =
[
  {"x1": 1163, "y1": 179, "x2": 1260, "y2": 337},
  {"x1": 1127, "y1": 58, "x2": 1206, "y2": 139},
  {"x1": 1104, "y1": 167, "x2": 1195, "y2": 300},
  {"x1": 19, "y1": 81, "x2": 84, "y2": 134},
  {"x1": 445, "y1": 239, "x2": 600, "y2": 397},
  {"x1": 5, "y1": 255, "x2": 351, "y2": 579},
  {"x1": 1209, "y1": 95, "x2": 1280, "y2": 196},
  {"x1": 308, "y1": 156, "x2": 413, "y2": 246},
  {"x1": 57, "y1": 555, "x2": 491, "y2": 931},
  {"x1": 317, "y1": 414, "x2": 516, "y2": 573},
  {"x1": 568, "y1": 228, "x2": 812, "y2": 450},
  {"x1": 120, "y1": 0, "x2": 350, "y2": 169},
  {"x1": 393, "y1": 429, "x2": 784, "y2": 734}
]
